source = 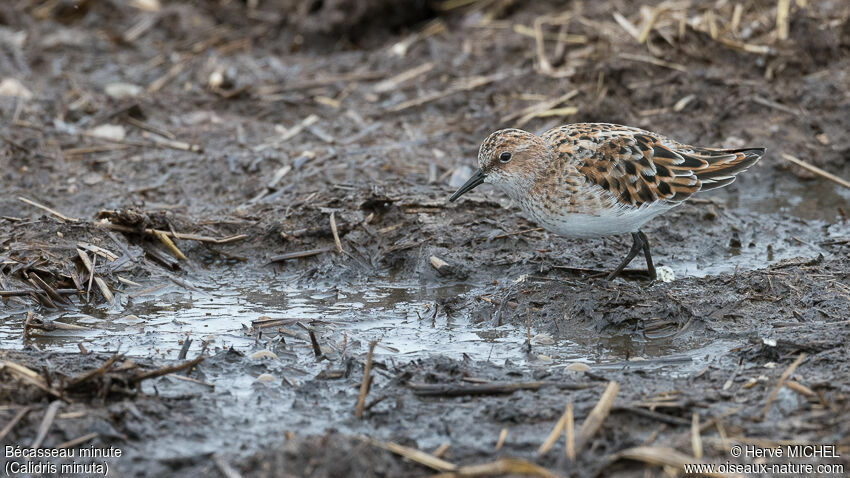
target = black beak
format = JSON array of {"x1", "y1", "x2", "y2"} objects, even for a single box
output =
[{"x1": 449, "y1": 168, "x2": 486, "y2": 202}]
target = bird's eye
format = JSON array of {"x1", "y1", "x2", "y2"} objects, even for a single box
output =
[{"x1": 499, "y1": 152, "x2": 512, "y2": 163}]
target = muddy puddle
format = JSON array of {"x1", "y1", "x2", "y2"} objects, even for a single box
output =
[{"x1": 5, "y1": 201, "x2": 839, "y2": 367}]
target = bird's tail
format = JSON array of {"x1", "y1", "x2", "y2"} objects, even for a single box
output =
[{"x1": 684, "y1": 147, "x2": 766, "y2": 190}]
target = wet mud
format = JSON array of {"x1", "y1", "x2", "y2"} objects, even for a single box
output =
[{"x1": 2, "y1": 0, "x2": 850, "y2": 476}]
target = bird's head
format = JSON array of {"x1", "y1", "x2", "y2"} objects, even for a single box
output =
[{"x1": 449, "y1": 129, "x2": 551, "y2": 202}]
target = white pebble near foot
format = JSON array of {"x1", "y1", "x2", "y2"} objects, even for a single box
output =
[{"x1": 656, "y1": 266, "x2": 675, "y2": 282}]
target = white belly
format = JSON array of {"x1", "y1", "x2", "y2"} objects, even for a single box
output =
[{"x1": 524, "y1": 202, "x2": 674, "y2": 239}]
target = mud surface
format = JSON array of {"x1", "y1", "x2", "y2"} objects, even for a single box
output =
[{"x1": 2, "y1": 0, "x2": 850, "y2": 477}]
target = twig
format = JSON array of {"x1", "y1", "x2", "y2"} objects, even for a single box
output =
[
  {"x1": 538, "y1": 402, "x2": 571, "y2": 456},
  {"x1": 431, "y1": 458, "x2": 560, "y2": 478},
  {"x1": 780, "y1": 153, "x2": 850, "y2": 190},
  {"x1": 354, "y1": 341, "x2": 377, "y2": 419},
  {"x1": 577, "y1": 381, "x2": 619, "y2": 451},
  {"x1": 409, "y1": 381, "x2": 545, "y2": 397},
  {"x1": 1, "y1": 361, "x2": 66, "y2": 401},
  {"x1": 98, "y1": 221, "x2": 248, "y2": 244},
  {"x1": 691, "y1": 412, "x2": 702, "y2": 459},
  {"x1": 501, "y1": 91, "x2": 577, "y2": 125},
  {"x1": 307, "y1": 328, "x2": 323, "y2": 358},
  {"x1": 373, "y1": 62, "x2": 435, "y2": 93},
  {"x1": 330, "y1": 212, "x2": 343, "y2": 253},
  {"x1": 94, "y1": 276, "x2": 113, "y2": 305},
  {"x1": 608, "y1": 446, "x2": 741, "y2": 478},
  {"x1": 65, "y1": 354, "x2": 122, "y2": 390},
  {"x1": 618, "y1": 53, "x2": 687, "y2": 72},
  {"x1": 760, "y1": 352, "x2": 806, "y2": 419},
  {"x1": 361, "y1": 436, "x2": 457, "y2": 472},
  {"x1": 155, "y1": 231, "x2": 187, "y2": 261},
  {"x1": 17, "y1": 197, "x2": 78, "y2": 223},
  {"x1": 268, "y1": 247, "x2": 334, "y2": 263},
  {"x1": 0, "y1": 406, "x2": 30, "y2": 442},
  {"x1": 58, "y1": 432, "x2": 98, "y2": 449},
  {"x1": 131, "y1": 356, "x2": 204, "y2": 383},
  {"x1": 31, "y1": 400, "x2": 63, "y2": 448},
  {"x1": 565, "y1": 403, "x2": 575, "y2": 461},
  {"x1": 751, "y1": 96, "x2": 802, "y2": 116},
  {"x1": 495, "y1": 428, "x2": 508, "y2": 451},
  {"x1": 387, "y1": 72, "x2": 512, "y2": 113},
  {"x1": 776, "y1": 0, "x2": 791, "y2": 40}
]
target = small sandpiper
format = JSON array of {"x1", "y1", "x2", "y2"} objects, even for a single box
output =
[{"x1": 449, "y1": 123, "x2": 765, "y2": 280}]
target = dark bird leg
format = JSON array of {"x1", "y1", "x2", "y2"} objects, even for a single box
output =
[
  {"x1": 606, "y1": 230, "x2": 657, "y2": 280},
  {"x1": 638, "y1": 230, "x2": 657, "y2": 280},
  {"x1": 606, "y1": 232, "x2": 643, "y2": 280}
]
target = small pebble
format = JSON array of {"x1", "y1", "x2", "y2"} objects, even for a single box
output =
[{"x1": 566, "y1": 362, "x2": 590, "y2": 372}]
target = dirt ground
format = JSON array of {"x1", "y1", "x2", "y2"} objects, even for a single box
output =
[{"x1": 2, "y1": 0, "x2": 850, "y2": 477}]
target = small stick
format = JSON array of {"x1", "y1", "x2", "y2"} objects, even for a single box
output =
[
  {"x1": 495, "y1": 428, "x2": 508, "y2": 451},
  {"x1": 432, "y1": 443, "x2": 450, "y2": 458},
  {"x1": 691, "y1": 412, "x2": 702, "y2": 460},
  {"x1": 577, "y1": 381, "x2": 619, "y2": 451},
  {"x1": 329, "y1": 212, "x2": 343, "y2": 253},
  {"x1": 148, "y1": 61, "x2": 185, "y2": 93},
  {"x1": 65, "y1": 354, "x2": 122, "y2": 390},
  {"x1": 131, "y1": 356, "x2": 204, "y2": 382},
  {"x1": 610, "y1": 446, "x2": 740, "y2": 478},
  {"x1": 538, "y1": 402, "x2": 570, "y2": 456},
  {"x1": 781, "y1": 153, "x2": 850, "y2": 190},
  {"x1": 752, "y1": 96, "x2": 801, "y2": 115},
  {"x1": 166, "y1": 373, "x2": 213, "y2": 388},
  {"x1": 2, "y1": 361, "x2": 66, "y2": 401},
  {"x1": 308, "y1": 329, "x2": 323, "y2": 358},
  {"x1": 373, "y1": 62, "x2": 435, "y2": 93},
  {"x1": 31, "y1": 400, "x2": 63, "y2": 448},
  {"x1": 22, "y1": 311, "x2": 34, "y2": 338},
  {"x1": 761, "y1": 352, "x2": 806, "y2": 419},
  {"x1": 268, "y1": 247, "x2": 334, "y2": 263},
  {"x1": 0, "y1": 406, "x2": 30, "y2": 442},
  {"x1": 57, "y1": 432, "x2": 98, "y2": 449},
  {"x1": 387, "y1": 72, "x2": 509, "y2": 113},
  {"x1": 17, "y1": 197, "x2": 78, "y2": 223},
  {"x1": 97, "y1": 221, "x2": 248, "y2": 244},
  {"x1": 129, "y1": 283, "x2": 168, "y2": 298},
  {"x1": 776, "y1": 0, "x2": 791, "y2": 40},
  {"x1": 638, "y1": 6, "x2": 668, "y2": 44},
  {"x1": 502, "y1": 90, "x2": 578, "y2": 125},
  {"x1": 178, "y1": 337, "x2": 193, "y2": 360},
  {"x1": 85, "y1": 254, "x2": 97, "y2": 303},
  {"x1": 29, "y1": 274, "x2": 71, "y2": 306},
  {"x1": 94, "y1": 277, "x2": 114, "y2": 305},
  {"x1": 618, "y1": 53, "x2": 687, "y2": 72},
  {"x1": 784, "y1": 380, "x2": 815, "y2": 397},
  {"x1": 77, "y1": 248, "x2": 93, "y2": 273},
  {"x1": 408, "y1": 381, "x2": 545, "y2": 397},
  {"x1": 613, "y1": 12, "x2": 640, "y2": 40},
  {"x1": 430, "y1": 458, "x2": 558, "y2": 478},
  {"x1": 155, "y1": 231, "x2": 187, "y2": 260},
  {"x1": 565, "y1": 403, "x2": 575, "y2": 460},
  {"x1": 354, "y1": 341, "x2": 377, "y2": 419},
  {"x1": 361, "y1": 437, "x2": 456, "y2": 472}
]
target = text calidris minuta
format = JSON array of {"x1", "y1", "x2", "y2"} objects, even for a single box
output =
[{"x1": 449, "y1": 123, "x2": 765, "y2": 280}]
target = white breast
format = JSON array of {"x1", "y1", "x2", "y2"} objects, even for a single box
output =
[{"x1": 523, "y1": 201, "x2": 674, "y2": 239}]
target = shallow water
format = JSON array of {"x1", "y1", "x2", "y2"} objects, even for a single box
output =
[{"x1": 2, "y1": 265, "x2": 748, "y2": 386}]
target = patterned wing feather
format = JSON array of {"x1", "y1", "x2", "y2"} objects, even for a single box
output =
[{"x1": 549, "y1": 125, "x2": 765, "y2": 207}]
